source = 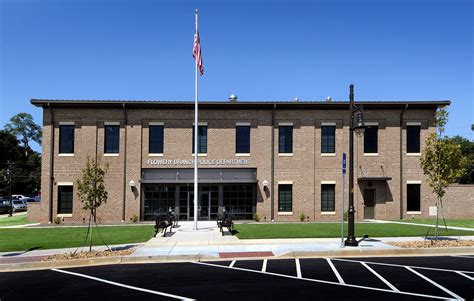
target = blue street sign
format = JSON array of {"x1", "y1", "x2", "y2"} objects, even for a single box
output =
[{"x1": 342, "y1": 152, "x2": 347, "y2": 174}]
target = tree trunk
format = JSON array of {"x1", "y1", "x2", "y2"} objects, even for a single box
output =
[
  {"x1": 89, "y1": 210, "x2": 94, "y2": 252},
  {"x1": 434, "y1": 197, "x2": 440, "y2": 242}
]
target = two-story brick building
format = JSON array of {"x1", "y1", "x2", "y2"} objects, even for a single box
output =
[{"x1": 28, "y1": 99, "x2": 450, "y2": 224}]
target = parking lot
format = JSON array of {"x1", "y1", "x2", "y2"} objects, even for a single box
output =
[{"x1": 0, "y1": 255, "x2": 472, "y2": 300}]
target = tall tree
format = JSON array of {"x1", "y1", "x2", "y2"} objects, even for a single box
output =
[
  {"x1": 4, "y1": 113, "x2": 42, "y2": 156},
  {"x1": 447, "y1": 135, "x2": 474, "y2": 184},
  {"x1": 76, "y1": 158, "x2": 109, "y2": 251},
  {"x1": 420, "y1": 108, "x2": 467, "y2": 240}
]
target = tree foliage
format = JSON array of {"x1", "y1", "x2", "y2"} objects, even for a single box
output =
[
  {"x1": 446, "y1": 135, "x2": 474, "y2": 184},
  {"x1": 4, "y1": 113, "x2": 42, "y2": 153},
  {"x1": 76, "y1": 158, "x2": 109, "y2": 212}
]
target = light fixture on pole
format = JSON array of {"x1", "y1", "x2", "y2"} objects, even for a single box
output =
[{"x1": 345, "y1": 84, "x2": 366, "y2": 247}]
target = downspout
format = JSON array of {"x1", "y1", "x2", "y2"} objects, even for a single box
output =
[
  {"x1": 122, "y1": 104, "x2": 128, "y2": 222},
  {"x1": 48, "y1": 103, "x2": 55, "y2": 223},
  {"x1": 399, "y1": 104, "x2": 408, "y2": 219},
  {"x1": 271, "y1": 104, "x2": 276, "y2": 221}
]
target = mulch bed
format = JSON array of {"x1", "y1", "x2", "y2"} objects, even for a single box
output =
[
  {"x1": 43, "y1": 248, "x2": 135, "y2": 261},
  {"x1": 388, "y1": 240, "x2": 474, "y2": 248}
]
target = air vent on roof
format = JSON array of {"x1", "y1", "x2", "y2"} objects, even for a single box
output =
[{"x1": 229, "y1": 94, "x2": 238, "y2": 102}]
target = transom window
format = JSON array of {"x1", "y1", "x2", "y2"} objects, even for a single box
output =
[
  {"x1": 278, "y1": 184, "x2": 292, "y2": 212},
  {"x1": 278, "y1": 126, "x2": 293, "y2": 154},
  {"x1": 236, "y1": 126, "x2": 250, "y2": 154},
  {"x1": 321, "y1": 126, "x2": 336, "y2": 153},
  {"x1": 364, "y1": 126, "x2": 378, "y2": 154},
  {"x1": 192, "y1": 125, "x2": 207, "y2": 154},
  {"x1": 104, "y1": 125, "x2": 120, "y2": 154},
  {"x1": 149, "y1": 125, "x2": 164, "y2": 154},
  {"x1": 59, "y1": 125, "x2": 74, "y2": 154}
]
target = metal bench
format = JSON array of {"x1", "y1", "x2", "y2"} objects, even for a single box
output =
[
  {"x1": 217, "y1": 212, "x2": 233, "y2": 236},
  {"x1": 154, "y1": 213, "x2": 173, "y2": 237}
]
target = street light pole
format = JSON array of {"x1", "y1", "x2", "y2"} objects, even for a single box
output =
[{"x1": 345, "y1": 84, "x2": 365, "y2": 247}]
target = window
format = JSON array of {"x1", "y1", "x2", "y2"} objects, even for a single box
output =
[
  {"x1": 223, "y1": 184, "x2": 255, "y2": 220},
  {"x1": 58, "y1": 186, "x2": 73, "y2": 214},
  {"x1": 149, "y1": 125, "x2": 164, "y2": 154},
  {"x1": 407, "y1": 125, "x2": 421, "y2": 153},
  {"x1": 321, "y1": 184, "x2": 335, "y2": 212},
  {"x1": 407, "y1": 184, "x2": 421, "y2": 211},
  {"x1": 143, "y1": 184, "x2": 176, "y2": 221},
  {"x1": 104, "y1": 125, "x2": 120, "y2": 154},
  {"x1": 364, "y1": 126, "x2": 378, "y2": 153},
  {"x1": 279, "y1": 126, "x2": 293, "y2": 154},
  {"x1": 59, "y1": 125, "x2": 74, "y2": 154},
  {"x1": 236, "y1": 126, "x2": 250, "y2": 153},
  {"x1": 321, "y1": 126, "x2": 336, "y2": 153},
  {"x1": 278, "y1": 184, "x2": 292, "y2": 212},
  {"x1": 192, "y1": 125, "x2": 207, "y2": 154}
]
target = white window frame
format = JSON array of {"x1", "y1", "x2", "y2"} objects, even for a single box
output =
[
  {"x1": 58, "y1": 122, "x2": 75, "y2": 157},
  {"x1": 57, "y1": 182, "x2": 73, "y2": 217}
]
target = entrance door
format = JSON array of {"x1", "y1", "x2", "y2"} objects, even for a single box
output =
[
  {"x1": 199, "y1": 192, "x2": 210, "y2": 220},
  {"x1": 363, "y1": 189, "x2": 376, "y2": 219},
  {"x1": 188, "y1": 191, "x2": 210, "y2": 221}
]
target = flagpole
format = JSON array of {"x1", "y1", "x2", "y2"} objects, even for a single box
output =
[{"x1": 193, "y1": 9, "x2": 199, "y2": 231}]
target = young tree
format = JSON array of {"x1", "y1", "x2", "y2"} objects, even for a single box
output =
[
  {"x1": 420, "y1": 107, "x2": 466, "y2": 240},
  {"x1": 76, "y1": 158, "x2": 109, "y2": 251},
  {"x1": 4, "y1": 113, "x2": 42, "y2": 157}
]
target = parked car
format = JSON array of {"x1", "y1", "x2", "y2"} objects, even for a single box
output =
[
  {"x1": 24, "y1": 198, "x2": 36, "y2": 203},
  {"x1": 0, "y1": 197, "x2": 13, "y2": 214},
  {"x1": 11, "y1": 194, "x2": 28, "y2": 200},
  {"x1": 12, "y1": 199, "x2": 27, "y2": 212},
  {"x1": 33, "y1": 196, "x2": 41, "y2": 202}
]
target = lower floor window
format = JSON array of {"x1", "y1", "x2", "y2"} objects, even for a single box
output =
[
  {"x1": 143, "y1": 184, "x2": 176, "y2": 220},
  {"x1": 223, "y1": 184, "x2": 254, "y2": 220},
  {"x1": 407, "y1": 184, "x2": 421, "y2": 211},
  {"x1": 58, "y1": 186, "x2": 73, "y2": 214},
  {"x1": 278, "y1": 184, "x2": 292, "y2": 212},
  {"x1": 321, "y1": 184, "x2": 335, "y2": 212}
]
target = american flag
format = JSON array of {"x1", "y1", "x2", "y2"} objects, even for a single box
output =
[{"x1": 193, "y1": 31, "x2": 204, "y2": 76}]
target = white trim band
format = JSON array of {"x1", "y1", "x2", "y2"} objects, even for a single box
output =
[
  {"x1": 278, "y1": 181, "x2": 293, "y2": 184},
  {"x1": 406, "y1": 122, "x2": 422, "y2": 126},
  {"x1": 407, "y1": 180, "x2": 422, "y2": 184},
  {"x1": 149, "y1": 122, "x2": 164, "y2": 126},
  {"x1": 236, "y1": 122, "x2": 251, "y2": 126},
  {"x1": 104, "y1": 122, "x2": 120, "y2": 125},
  {"x1": 321, "y1": 122, "x2": 336, "y2": 126},
  {"x1": 278, "y1": 122, "x2": 293, "y2": 126},
  {"x1": 59, "y1": 121, "x2": 75, "y2": 125},
  {"x1": 57, "y1": 182, "x2": 73, "y2": 186},
  {"x1": 321, "y1": 180, "x2": 336, "y2": 184}
]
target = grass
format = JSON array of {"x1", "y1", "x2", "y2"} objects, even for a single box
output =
[
  {"x1": 0, "y1": 225, "x2": 155, "y2": 252},
  {"x1": 0, "y1": 214, "x2": 33, "y2": 227},
  {"x1": 234, "y1": 222, "x2": 474, "y2": 239},
  {"x1": 399, "y1": 219, "x2": 474, "y2": 229}
]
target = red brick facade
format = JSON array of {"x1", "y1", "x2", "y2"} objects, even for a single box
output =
[{"x1": 28, "y1": 100, "x2": 472, "y2": 224}]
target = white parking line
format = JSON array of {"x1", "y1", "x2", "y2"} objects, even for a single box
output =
[
  {"x1": 455, "y1": 271, "x2": 474, "y2": 281},
  {"x1": 295, "y1": 259, "x2": 302, "y2": 278},
  {"x1": 360, "y1": 262, "x2": 399, "y2": 292},
  {"x1": 325, "y1": 258, "x2": 345, "y2": 284},
  {"x1": 451, "y1": 255, "x2": 474, "y2": 259},
  {"x1": 262, "y1": 259, "x2": 267, "y2": 272},
  {"x1": 332, "y1": 258, "x2": 474, "y2": 274},
  {"x1": 229, "y1": 260, "x2": 236, "y2": 268},
  {"x1": 52, "y1": 268, "x2": 195, "y2": 301},
  {"x1": 193, "y1": 261, "x2": 450, "y2": 300},
  {"x1": 405, "y1": 267, "x2": 463, "y2": 300}
]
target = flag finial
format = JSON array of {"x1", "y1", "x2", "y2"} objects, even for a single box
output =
[{"x1": 195, "y1": 9, "x2": 199, "y2": 14}]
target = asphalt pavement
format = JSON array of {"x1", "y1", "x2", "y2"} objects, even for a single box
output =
[{"x1": 0, "y1": 255, "x2": 472, "y2": 300}]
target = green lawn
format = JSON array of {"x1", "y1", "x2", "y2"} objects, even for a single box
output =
[
  {"x1": 0, "y1": 225, "x2": 155, "y2": 252},
  {"x1": 234, "y1": 222, "x2": 474, "y2": 239},
  {"x1": 0, "y1": 214, "x2": 33, "y2": 227},
  {"x1": 399, "y1": 219, "x2": 474, "y2": 229}
]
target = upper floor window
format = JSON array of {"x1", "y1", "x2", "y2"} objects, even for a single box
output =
[
  {"x1": 149, "y1": 124, "x2": 164, "y2": 154},
  {"x1": 407, "y1": 124, "x2": 421, "y2": 153},
  {"x1": 279, "y1": 125, "x2": 293, "y2": 154},
  {"x1": 278, "y1": 184, "x2": 292, "y2": 212},
  {"x1": 192, "y1": 125, "x2": 207, "y2": 154},
  {"x1": 364, "y1": 126, "x2": 378, "y2": 154},
  {"x1": 321, "y1": 184, "x2": 335, "y2": 212},
  {"x1": 321, "y1": 126, "x2": 336, "y2": 154},
  {"x1": 59, "y1": 124, "x2": 74, "y2": 154},
  {"x1": 236, "y1": 125, "x2": 250, "y2": 154},
  {"x1": 104, "y1": 124, "x2": 120, "y2": 154}
]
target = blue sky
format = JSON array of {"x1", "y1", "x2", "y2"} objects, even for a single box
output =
[{"x1": 1, "y1": 0, "x2": 472, "y2": 153}]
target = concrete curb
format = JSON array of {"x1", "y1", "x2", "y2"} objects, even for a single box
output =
[{"x1": 0, "y1": 246, "x2": 472, "y2": 273}]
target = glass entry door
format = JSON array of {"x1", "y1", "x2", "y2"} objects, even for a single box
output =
[{"x1": 188, "y1": 191, "x2": 211, "y2": 220}]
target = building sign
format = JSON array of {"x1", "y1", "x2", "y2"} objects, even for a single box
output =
[{"x1": 147, "y1": 159, "x2": 250, "y2": 166}]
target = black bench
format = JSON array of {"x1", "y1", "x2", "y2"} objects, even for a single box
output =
[
  {"x1": 154, "y1": 213, "x2": 173, "y2": 237},
  {"x1": 217, "y1": 212, "x2": 233, "y2": 236}
]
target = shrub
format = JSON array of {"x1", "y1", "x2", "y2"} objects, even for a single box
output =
[
  {"x1": 131, "y1": 214, "x2": 139, "y2": 223},
  {"x1": 253, "y1": 213, "x2": 260, "y2": 222},
  {"x1": 54, "y1": 216, "x2": 61, "y2": 224},
  {"x1": 300, "y1": 213, "x2": 306, "y2": 222},
  {"x1": 344, "y1": 211, "x2": 348, "y2": 221}
]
